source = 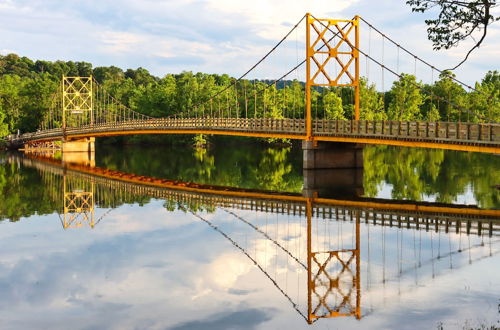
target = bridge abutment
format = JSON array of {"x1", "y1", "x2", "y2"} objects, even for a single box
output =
[{"x1": 302, "y1": 141, "x2": 364, "y2": 198}]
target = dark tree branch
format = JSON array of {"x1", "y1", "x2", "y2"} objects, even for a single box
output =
[
  {"x1": 406, "y1": 0, "x2": 498, "y2": 69},
  {"x1": 447, "y1": 10, "x2": 489, "y2": 69}
]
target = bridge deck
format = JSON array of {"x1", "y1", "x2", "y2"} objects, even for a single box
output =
[{"x1": 9, "y1": 118, "x2": 500, "y2": 153}]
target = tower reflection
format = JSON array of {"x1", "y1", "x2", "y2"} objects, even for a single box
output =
[{"x1": 62, "y1": 174, "x2": 95, "y2": 229}]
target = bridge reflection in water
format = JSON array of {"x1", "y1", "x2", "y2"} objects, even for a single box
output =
[{"x1": 11, "y1": 154, "x2": 499, "y2": 325}]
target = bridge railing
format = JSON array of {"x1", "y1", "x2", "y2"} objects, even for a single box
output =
[
  {"x1": 10, "y1": 118, "x2": 500, "y2": 146},
  {"x1": 45, "y1": 118, "x2": 307, "y2": 137},
  {"x1": 313, "y1": 120, "x2": 500, "y2": 144}
]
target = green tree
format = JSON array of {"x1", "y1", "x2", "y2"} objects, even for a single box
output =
[
  {"x1": 93, "y1": 66, "x2": 124, "y2": 83},
  {"x1": 322, "y1": 90, "x2": 345, "y2": 119},
  {"x1": 359, "y1": 78, "x2": 386, "y2": 120},
  {"x1": 467, "y1": 70, "x2": 500, "y2": 122},
  {"x1": 432, "y1": 71, "x2": 467, "y2": 121},
  {"x1": 0, "y1": 107, "x2": 9, "y2": 137},
  {"x1": 426, "y1": 104, "x2": 441, "y2": 121},
  {"x1": 387, "y1": 74, "x2": 423, "y2": 120},
  {"x1": 0, "y1": 54, "x2": 34, "y2": 77},
  {"x1": 0, "y1": 74, "x2": 25, "y2": 132},
  {"x1": 287, "y1": 80, "x2": 305, "y2": 118},
  {"x1": 18, "y1": 74, "x2": 58, "y2": 132}
]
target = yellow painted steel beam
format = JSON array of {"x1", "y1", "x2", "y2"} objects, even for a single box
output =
[
  {"x1": 314, "y1": 197, "x2": 500, "y2": 218},
  {"x1": 68, "y1": 131, "x2": 500, "y2": 153},
  {"x1": 305, "y1": 15, "x2": 360, "y2": 123},
  {"x1": 305, "y1": 13, "x2": 312, "y2": 140},
  {"x1": 314, "y1": 136, "x2": 500, "y2": 154}
]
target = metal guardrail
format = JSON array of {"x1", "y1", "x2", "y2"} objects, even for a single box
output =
[{"x1": 313, "y1": 120, "x2": 499, "y2": 144}]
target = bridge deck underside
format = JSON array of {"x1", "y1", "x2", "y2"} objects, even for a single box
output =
[{"x1": 13, "y1": 118, "x2": 500, "y2": 153}]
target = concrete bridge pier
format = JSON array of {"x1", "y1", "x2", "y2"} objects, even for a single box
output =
[
  {"x1": 62, "y1": 137, "x2": 95, "y2": 153},
  {"x1": 61, "y1": 137, "x2": 95, "y2": 167},
  {"x1": 302, "y1": 141, "x2": 364, "y2": 198}
]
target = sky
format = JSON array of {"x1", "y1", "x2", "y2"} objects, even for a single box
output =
[{"x1": 0, "y1": 0, "x2": 498, "y2": 86}]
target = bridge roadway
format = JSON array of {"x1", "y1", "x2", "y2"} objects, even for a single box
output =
[
  {"x1": 9, "y1": 118, "x2": 500, "y2": 153},
  {"x1": 15, "y1": 154, "x2": 500, "y2": 236}
]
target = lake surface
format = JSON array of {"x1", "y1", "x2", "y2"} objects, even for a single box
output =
[{"x1": 0, "y1": 142, "x2": 498, "y2": 330}]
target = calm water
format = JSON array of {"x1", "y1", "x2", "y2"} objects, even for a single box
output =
[{"x1": 0, "y1": 142, "x2": 499, "y2": 330}]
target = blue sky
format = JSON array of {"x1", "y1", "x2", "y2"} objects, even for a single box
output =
[{"x1": 0, "y1": 0, "x2": 498, "y2": 86}]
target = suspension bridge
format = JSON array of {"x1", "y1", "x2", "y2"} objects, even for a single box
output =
[
  {"x1": 10, "y1": 154, "x2": 500, "y2": 324},
  {"x1": 4, "y1": 14, "x2": 499, "y2": 154}
]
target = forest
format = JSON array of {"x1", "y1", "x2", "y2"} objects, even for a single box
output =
[{"x1": 0, "y1": 53, "x2": 498, "y2": 144}]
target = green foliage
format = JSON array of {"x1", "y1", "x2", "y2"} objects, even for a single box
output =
[
  {"x1": 426, "y1": 104, "x2": 440, "y2": 121},
  {"x1": 432, "y1": 71, "x2": 467, "y2": 121},
  {"x1": 467, "y1": 70, "x2": 500, "y2": 122},
  {"x1": 359, "y1": 78, "x2": 386, "y2": 120},
  {"x1": 387, "y1": 74, "x2": 423, "y2": 121},
  {"x1": 322, "y1": 90, "x2": 345, "y2": 119},
  {"x1": 0, "y1": 159, "x2": 61, "y2": 221}
]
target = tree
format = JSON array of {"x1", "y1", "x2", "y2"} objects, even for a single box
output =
[
  {"x1": 93, "y1": 66, "x2": 124, "y2": 83},
  {"x1": 0, "y1": 74, "x2": 26, "y2": 132},
  {"x1": 406, "y1": 0, "x2": 499, "y2": 69},
  {"x1": 467, "y1": 70, "x2": 500, "y2": 122},
  {"x1": 18, "y1": 74, "x2": 58, "y2": 132},
  {"x1": 359, "y1": 78, "x2": 386, "y2": 120},
  {"x1": 125, "y1": 67, "x2": 156, "y2": 86},
  {"x1": 432, "y1": 71, "x2": 467, "y2": 121},
  {"x1": 175, "y1": 71, "x2": 200, "y2": 115},
  {"x1": 387, "y1": 74, "x2": 423, "y2": 120},
  {"x1": 286, "y1": 80, "x2": 305, "y2": 118},
  {"x1": 0, "y1": 107, "x2": 9, "y2": 137},
  {"x1": 426, "y1": 104, "x2": 441, "y2": 121},
  {"x1": 322, "y1": 90, "x2": 345, "y2": 119},
  {"x1": 0, "y1": 54, "x2": 34, "y2": 77}
]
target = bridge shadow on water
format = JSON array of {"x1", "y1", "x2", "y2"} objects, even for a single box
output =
[{"x1": 3, "y1": 150, "x2": 498, "y2": 326}]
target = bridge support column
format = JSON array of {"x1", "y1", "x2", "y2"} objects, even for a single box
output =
[
  {"x1": 62, "y1": 137, "x2": 95, "y2": 153},
  {"x1": 61, "y1": 137, "x2": 95, "y2": 167},
  {"x1": 302, "y1": 141, "x2": 363, "y2": 169},
  {"x1": 302, "y1": 141, "x2": 364, "y2": 198}
]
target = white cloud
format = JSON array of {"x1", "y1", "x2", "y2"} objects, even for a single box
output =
[
  {"x1": 0, "y1": 0, "x2": 497, "y2": 85},
  {"x1": 99, "y1": 31, "x2": 144, "y2": 54},
  {"x1": 203, "y1": 0, "x2": 355, "y2": 40}
]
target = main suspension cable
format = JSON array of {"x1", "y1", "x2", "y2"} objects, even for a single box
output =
[
  {"x1": 188, "y1": 14, "x2": 307, "y2": 113},
  {"x1": 359, "y1": 16, "x2": 477, "y2": 92}
]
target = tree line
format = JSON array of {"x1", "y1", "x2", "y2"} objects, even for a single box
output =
[{"x1": 0, "y1": 53, "x2": 498, "y2": 141}]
